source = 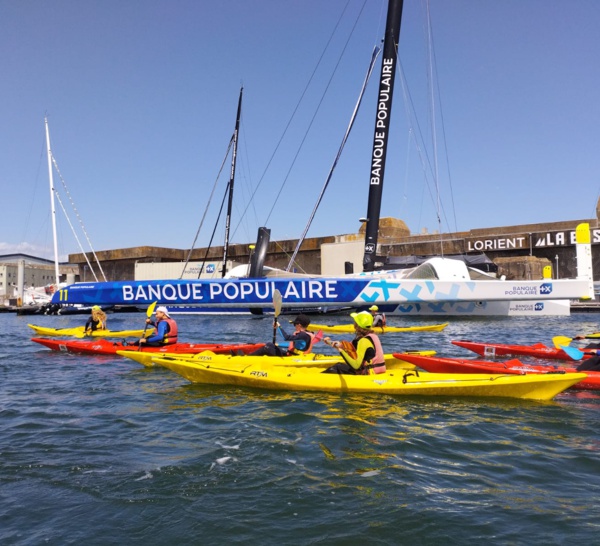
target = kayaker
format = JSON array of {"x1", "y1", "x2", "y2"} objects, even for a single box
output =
[
  {"x1": 576, "y1": 355, "x2": 600, "y2": 372},
  {"x1": 137, "y1": 306, "x2": 179, "y2": 347},
  {"x1": 369, "y1": 305, "x2": 386, "y2": 328},
  {"x1": 84, "y1": 305, "x2": 107, "y2": 334},
  {"x1": 249, "y1": 314, "x2": 315, "y2": 356},
  {"x1": 322, "y1": 310, "x2": 386, "y2": 375}
]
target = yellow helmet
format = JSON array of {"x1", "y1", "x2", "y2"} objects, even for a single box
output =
[
  {"x1": 92, "y1": 305, "x2": 101, "y2": 311},
  {"x1": 351, "y1": 311, "x2": 373, "y2": 329},
  {"x1": 368, "y1": 305, "x2": 378, "y2": 312}
]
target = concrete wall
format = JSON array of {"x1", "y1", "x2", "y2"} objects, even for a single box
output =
[
  {"x1": 66, "y1": 216, "x2": 600, "y2": 283},
  {"x1": 321, "y1": 241, "x2": 364, "y2": 276},
  {"x1": 135, "y1": 260, "x2": 235, "y2": 280}
]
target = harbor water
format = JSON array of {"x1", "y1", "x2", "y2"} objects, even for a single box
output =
[{"x1": 2, "y1": 311, "x2": 600, "y2": 545}]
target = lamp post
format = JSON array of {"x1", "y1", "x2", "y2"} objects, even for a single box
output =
[{"x1": 555, "y1": 255, "x2": 559, "y2": 279}]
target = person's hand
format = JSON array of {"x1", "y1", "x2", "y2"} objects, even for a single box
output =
[
  {"x1": 145, "y1": 318, "x2": 152, "y2": 324},
  {"x1": 574, "y1": 335, "x2": 585, "y2": 340},
  {"x1": 139, "y1": 338, "x2": 147, "y2": 344}
]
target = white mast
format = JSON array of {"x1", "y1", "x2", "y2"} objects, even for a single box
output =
[{"x1": 45, "y1": 116, "x2": 60, "y2": 286}]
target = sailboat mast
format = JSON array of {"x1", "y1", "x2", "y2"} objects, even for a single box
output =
[
  {"x1": 44, "y1": 117, "x2": 61, "y2": 286},
  {"x1": 362, "y1": 0, "x2": 404, "y2": 272},
  {"x1": 222, "y1": 86, "x2": 243, "y2": 277}
]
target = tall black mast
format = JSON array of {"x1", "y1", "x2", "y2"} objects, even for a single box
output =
[
  {"x1": 222, "y1": 86, "x2": 243, "y2": 277},
  {"x1": 362, "y1": 0, "x2": 404, "y2": 272}
]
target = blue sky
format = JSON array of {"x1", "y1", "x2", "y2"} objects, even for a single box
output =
[{"x1": 2, "y1": 0, "x2": 599, "y2": 262}]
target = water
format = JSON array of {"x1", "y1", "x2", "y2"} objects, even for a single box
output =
[{"x1": 2, "y1": 312, "x2": 600, "y2": 545}]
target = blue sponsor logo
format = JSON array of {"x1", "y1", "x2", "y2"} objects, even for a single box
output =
[
  {"x1": 540, "y1": 283, "x2": 552, "y2": 294},
  {"x1": 206, "y1": 264, "x2": 215, "y2": 273},
  {"x1": 534, "y1": 302, "x2": 544, "y2": 311}
]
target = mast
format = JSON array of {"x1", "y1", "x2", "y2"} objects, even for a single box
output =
[
  {"x1": 362, "y1": 0, "x2": 404, "y2": 272},
  {"x1": 44, "y1": 116, "x2": 61, "y2": 285},
  {"x1": 222, "y1": 86, "x2": 243, "y2": 277}
]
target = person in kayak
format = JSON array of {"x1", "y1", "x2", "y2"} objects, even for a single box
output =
[
  {"x1": 369, "y1": 305, "x2": 386, "y2": 328},
  {"x1": 576, "y1": 352, "x2": 600, "y2": 372},
  {"x1": 137, "y1": 306, "x2": 179, "y2": 347},
  {"x1": 249, "y1": 314, "x2": 315, "y2": 356},
  {"x1": 84, "y1": 305, "x2": 107, "y2": 334},
  {"x1": 322, "y1": 311, "x2": 386, "y2": 375}
]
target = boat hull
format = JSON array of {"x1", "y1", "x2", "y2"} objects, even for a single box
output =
[
  {"x1": 28, "y1": 324, "x2": 148, "y2": 338},
  {"x1": 31, "y1": 337, "x2": 264, "y2": 357},
  {"x1": 117, "y1": 350, "x2": 432, "y2": 369},
  {"x1": 452, "y1": 339, "x2": 595, "y2": 361},
  {"x1": 153, "y1": 356, "x2": 585, "y2": 400},
  {"x1": 395, "y1": 353, "x2": 600, "y2": 391},
  {"x1": 307, "y1": 322, "x2": 448, "y2": 334}
]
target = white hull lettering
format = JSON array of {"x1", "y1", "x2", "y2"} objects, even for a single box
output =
[
  {"x1": 122, "y1": 280, "x2": 341, "y2": 304},
  {"x1": 467, "y1": 237, "x2": 526, "y2": 251}
]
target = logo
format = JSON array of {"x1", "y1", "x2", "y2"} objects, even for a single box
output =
[
  {"x1": 540, "y1": 283, "x2": 553, "y2": 295},
  {"x1": 206, "y1": 264, "x2": 215, "y2": 273},
  {"x1": 534, "y1": 302, "x2": 544, "y2": 311},
  {"x1": 365, "y1": 244, "x2": 376, "y2": 253}
]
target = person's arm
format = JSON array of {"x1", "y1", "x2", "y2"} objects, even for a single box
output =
[
  {"x1": 338, "y1": 337, "x2": 374, "y2": 370},
  {"x1": 145, "y1": 321, "x2": 167, "y2": 343},
  {"x1": 277, "y1": 323, "x2": 293, "y2": 341},
  {"x1": 289, "y1": 331, "x2": 311, "y2": 352}
]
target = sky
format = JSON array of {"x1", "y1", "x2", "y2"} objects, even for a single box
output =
[{"x1": 1, "y1": 0, "x2": 599, "y2": 262}]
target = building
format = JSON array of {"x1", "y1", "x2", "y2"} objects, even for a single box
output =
[
  {"x1": 65, "y1": 212, "x2": 600, "y2": 283},
  {"x1": 0, "y1": 254, "x2": 78, "y2": 302}
]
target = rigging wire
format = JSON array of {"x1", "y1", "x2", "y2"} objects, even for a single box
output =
[
  {"x1": 263, "y1": 0, "x2": 370, "y2": 227},
  {"x1": 230, "y1": 0, "x2": 366, "y2": 236},
  {"x1": 285, "y1": 45, "x2": 382, "y2": 272},
  {"x1": 50, "y1": 154, "x2": 107, "y2": 281},
  {"x1": 195, "y1": 183, "x2": 230, "y2": 279},
  {"x1": 425, "y1": 0, "x2": 442, "y2": 251},
  {"x1": 52, "y1": 190, "x2": 99, "y2": 282},
  {"x1": 179, "y1": 136, "x2": 234, "y2": 279}
]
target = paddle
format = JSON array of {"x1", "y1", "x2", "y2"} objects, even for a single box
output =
[
  {"x1": 138, "y1": 301, "x2": 158, "y2": 351},
  {"x1": 552, "y1": 335, "x2": 573, "y2": 349},
  {"x1": 559, "y1": 345, "x2": 584, "y2": 361},
  {"x1": 272, "y1": 289, "x2": 282, "y2": 344}
]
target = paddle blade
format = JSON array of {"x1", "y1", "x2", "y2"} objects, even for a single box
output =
[
  {"x1": 552, "y1": 335, "x2": 572, "y2": 349},
  {"x1": 272, "y1": 289, "x2": 282, "y2": 344},
  {"x1": 273, "y1": 290, "x2": 282, "y2": 318},
  {"x1": 313, "y1": 330, "x2": 324, "y2": 344},
  {"x1": 146, "y1": 301, "x2": 158, "y2": 318},
  {"x1": 559, "y1": 345, "x2": 584, "y2": 361}
]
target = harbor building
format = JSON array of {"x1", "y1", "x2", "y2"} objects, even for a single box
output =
[{"x1": 65, "y1": 210, "x2": 600, "y2": 285}]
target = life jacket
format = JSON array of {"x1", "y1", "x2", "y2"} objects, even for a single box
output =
[
  {"x1": 287, "y1": 330, "x2": 315, "y2": 355},
  {"x1": 160, "y1": 317, "x2": 179, "y2": 345},
  {"x1": 359, "y1": 333, "x2": 386, "y2": 374},
  {"x1": 373, "y1": 313, "x2": 387, "y2": 327}
]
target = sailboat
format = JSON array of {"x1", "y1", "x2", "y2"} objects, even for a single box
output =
[
  {"x1": 50, "y1": 0, "x2": 595, "y2": 313},
  {"x1": 24, "y1": 118, "x2": 111, "y2": 315}
]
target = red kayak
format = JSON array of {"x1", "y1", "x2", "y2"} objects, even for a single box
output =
[
  {"x1": 452, "y1": 340, "x2": 596, "y2": 361},
  {"x1": 394, "y1": 353, "x2": 600, "y2": 391},
  {"x1": 31, "y1": 337, "x2": 264, "y2": 357}
]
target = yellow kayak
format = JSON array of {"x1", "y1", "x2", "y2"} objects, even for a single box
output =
[
  {"x1": 117, "y1": 349, "x2": 434, "y2": 369},
  {"x1": 307, "y1": 322, "x2": 448, "y2": 334},
  {"x1": 151, "y1": 356, "x2": 586, "y2": 400},
  {"x1": 27, "y1": 324, "x2": 151, "y2": 339}
]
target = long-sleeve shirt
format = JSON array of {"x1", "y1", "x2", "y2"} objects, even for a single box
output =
[
  {"x1": 277, "y1": 325, "x2": 312, "y2": 352},
  {"x1": 339, "y1": 336, "x2": 376, "y2": 370},
  {"x1": 145, "y1": 320, "x2": 169, "y2": 344}
]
